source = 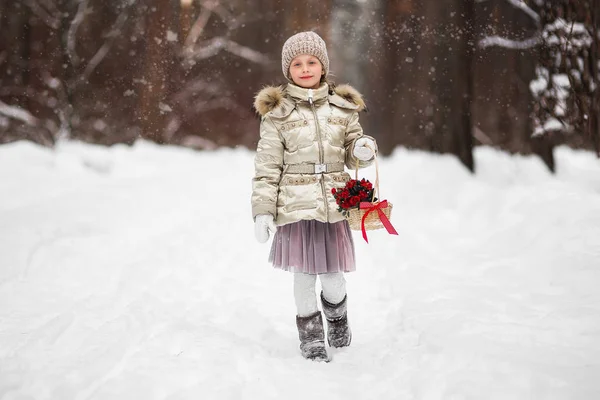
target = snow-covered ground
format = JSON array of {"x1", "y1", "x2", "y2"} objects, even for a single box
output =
[{"x1": 1, "y1": 140, "x2": 599, "y2": 400}]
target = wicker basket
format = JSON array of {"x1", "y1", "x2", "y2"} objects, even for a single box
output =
[
  {"x1": 347, "y1": 201, "x2": 393, "y2": 231},
  {"x1": 347, "y1": 146, "x2": 393, "y2": 231}
]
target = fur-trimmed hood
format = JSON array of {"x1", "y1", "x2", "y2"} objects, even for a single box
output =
[{"x1": 253, "y1": 83, "x2": 366, "y2": 117}]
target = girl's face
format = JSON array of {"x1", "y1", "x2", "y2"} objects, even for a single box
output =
[{"x1": 288, "y1": 54, "x2": 323, "y2": 89}]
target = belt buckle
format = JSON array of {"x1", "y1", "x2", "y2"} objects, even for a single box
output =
[{"x1": 314, "y1": 163, "x2": 327, "y2": 173}]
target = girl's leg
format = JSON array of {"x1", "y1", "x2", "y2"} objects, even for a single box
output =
[
  {"x1": 318, "y1": 272, "x2": 351, "y2": 348},
  {"x1": 293, "y1": 273, "x2": 328, "y2": 361},
  {"x1": 293, "y1": 273, "x2": 318, "y2": 317},
  {"x1": 319, "y1": 272, "x2": 346, "y2": 304}
]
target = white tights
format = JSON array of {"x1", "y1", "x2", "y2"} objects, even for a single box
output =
[{"x1": 294, "y1": 272, "x2": 347, "y2": 317}]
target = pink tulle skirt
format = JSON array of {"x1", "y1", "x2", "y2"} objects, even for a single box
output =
[{"x1": 269, "y1": 219, "x2": 356, "y2": 274}]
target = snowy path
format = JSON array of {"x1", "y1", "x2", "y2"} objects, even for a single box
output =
[{"x1": 1, "y1": 141, "x2": 600, "y2": 400}]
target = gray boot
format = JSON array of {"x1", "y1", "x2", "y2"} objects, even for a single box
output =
[
  {"x1": 321, "y1": 292, "x2": 352, "y2": 348},
  {"x1": 296, "y1": 311, "x2": 329, "y2": 362}
]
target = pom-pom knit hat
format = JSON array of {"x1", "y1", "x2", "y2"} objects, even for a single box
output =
[{"x1": 281, "y1": 31, "x2": 329, "y2": 80}]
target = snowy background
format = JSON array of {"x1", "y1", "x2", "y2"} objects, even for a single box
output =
[{"x1": 1, "y1": 140, "x2": 600, "y2": 400}]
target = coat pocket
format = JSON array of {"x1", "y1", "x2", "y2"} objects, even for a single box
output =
[
  {"x1": 279, "y1": 176, "x2": 319, "y2": 212},
  {"x1": 276, "y1": 119, "x2": 313, "y2": 152},
  {"x1": 325, "y1": 116, "x2": 349, "y2": 148}
]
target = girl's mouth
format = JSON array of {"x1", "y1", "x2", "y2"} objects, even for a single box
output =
[{"x1": 300, "y1": 76, "x2": 312, "y2": 79}]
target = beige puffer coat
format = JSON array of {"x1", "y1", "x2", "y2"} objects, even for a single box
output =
[{"x1": 251, "y1": 82, "x2": 376, "y2": 226}]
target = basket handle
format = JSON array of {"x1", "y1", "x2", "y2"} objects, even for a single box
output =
[{"x1": 354, "y1": 143, "x2": 380, "y2": 202}]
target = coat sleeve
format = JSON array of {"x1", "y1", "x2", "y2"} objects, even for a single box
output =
[
  {"x1": 251, "y1": 115, "x2": 284, "y2": 220},
  {"x1": 344, "y1": 111, "x2": 377, "y2": 170}
]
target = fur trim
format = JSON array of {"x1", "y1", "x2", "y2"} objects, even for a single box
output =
[
  {"x1": 254, "y1": 85, "x2": 285, "y2": 116},
  {"x1": 253, "y1": 83, "x2": 366, "y2": 116},
  {"x1": 333, "y1": 84, "x2": 366, "y2": 112}
]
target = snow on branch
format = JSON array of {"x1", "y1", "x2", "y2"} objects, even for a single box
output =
[
  {"x1": 543, "y1": 18, "x2": 592, "y2": 51},
  {"x1": 479, "y1": 34, "x2": 540, "y2": 49},
  {"x1": 67, "y1": 0, "x2": 90, "y2": 67},
  {"x1": 184, "y1": 37, "x2": 225, "y2": 59},
  {"x1": 531, "y1": 2, "x2": 599, "y2": 145},
  {"x1": 23, "y1": 0, "x2": 60, "y2": 29},
  {"x1": 209, "y1": 2, "x2": 244, "y2": 30},
  {"x1": 533, "y1": 117, "x2": 566, "y2": 137},
  {"x1": 225, "y1": 40, "x2": 271, "y2": 65},
  {"x1": 183, "y1": 1, "x2": 246, "y2": 48},
  {"x1": 185, "y1": 37, "x2": 270, "y2": 65},
  {"x1": 0, "y1": 101, "x2": 39, "y2": 126},
  {"x1": 37, "y1": 0, "x2": 60, "y2": 16},
  {"x1": 505, "y1": 0, "x2": 540, "y2": 24},
  {"x1": 475, "y1": 0, "x2": 539, "y2": 24},
  {"x1": 184, "y1": 3, "x2": 214, "y2": 47},
  {"x1": 81, "y1": 12, "x2": 129, "y2": 81}
]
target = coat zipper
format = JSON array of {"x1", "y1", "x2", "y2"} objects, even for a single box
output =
[{"x1": 308, "y1": 89, "x2": 329, "y2": 221}]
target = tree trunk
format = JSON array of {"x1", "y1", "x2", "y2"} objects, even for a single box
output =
[
  {"x1": 372, "y1": 0, "x2": 418, "y2": 155},
  {"x1": 137, "y1": 0, "x2": 174, "y2": 142},
  {"x1": 1, "y1": 2, "x2": 29, "y2": 99},
  {"x1": 455, "y1": 0, "x2": 475, "y2": 171},
  {"x1": 425, "y1": 0, "x2": 474, "y2": 171},
  {"x1": 591, "y1": 0, "x2": 600, "y2": 156}
]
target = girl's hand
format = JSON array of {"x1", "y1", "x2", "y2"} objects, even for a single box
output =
[
  {"x1": 353, "y1": 138, "x2": 377, "y2": 161},
  {"x1": 255, "y1": 214, "x2": 277, "y2": 243}
]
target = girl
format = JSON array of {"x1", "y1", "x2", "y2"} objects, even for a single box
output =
[{"x1": 251, "y1": 31, "x2": 377, "y2": 362}]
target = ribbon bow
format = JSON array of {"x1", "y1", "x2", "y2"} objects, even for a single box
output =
[{"x1": 359, "y1": 200, "x2": 398, "y2": 243}]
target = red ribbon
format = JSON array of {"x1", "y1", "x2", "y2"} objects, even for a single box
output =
[{"x1": 359, "y1": 200, "x2": 398, "y2": 243}]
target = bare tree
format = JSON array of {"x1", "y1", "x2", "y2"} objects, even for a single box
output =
[
  {"x1": 531, "y1": 0, "x2": 600, "y2": 156},
  {"x1": 478, "y1": 0, "x2": 600, "y2": 162},
  {"x1": 0, "y1": 0, "x2": 138, "y2": 145},
  {"x1": 164, "y1": 0, "x2": 273, "y2": 148}
]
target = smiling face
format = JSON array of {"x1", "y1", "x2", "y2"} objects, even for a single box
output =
[{"x1": 288, "y1": 54, "x2": 324, "y2": 89}]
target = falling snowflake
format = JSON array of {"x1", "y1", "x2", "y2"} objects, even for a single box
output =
[
  {"x1": 159, "y1": 102, "x2": 172, "y2": 114},
  {"x1": 166, "y1": 30, "x2": 178, "y2": 42}
]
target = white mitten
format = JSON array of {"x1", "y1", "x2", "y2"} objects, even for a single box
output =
[
  {"x1": 254, "y1": 214, "x2": 277, "y2": 243},
  {"x1": 353, "y1": 137, "x2": 376, "y2": 161}
]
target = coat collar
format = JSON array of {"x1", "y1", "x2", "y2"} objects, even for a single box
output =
[
  {"x1": 285, "y1": 83, "x2": 329, "y2": 104},
  {"x1": 253, "y1": 83, "x2": 366, "y2": 117}
]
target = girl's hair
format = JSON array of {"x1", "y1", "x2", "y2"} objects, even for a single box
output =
[
  {"x1": 320, "y1": 74, "x2": 332, "y2": 85},
  {"x1": 324, "y1": 77, "x2": 337, "y2": 94}
]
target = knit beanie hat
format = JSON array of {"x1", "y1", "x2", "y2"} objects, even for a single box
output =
[{"x1": 281, "y1": 31, "x2": 329, "y2": 80}]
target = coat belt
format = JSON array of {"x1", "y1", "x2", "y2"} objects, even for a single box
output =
[{"x1": 284, "y1": 162, "x2": 345, "y2": 174}]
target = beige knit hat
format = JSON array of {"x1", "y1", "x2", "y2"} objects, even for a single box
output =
[{"x1": 281, "y1": 31, "x2": 329, "y2": 80}]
